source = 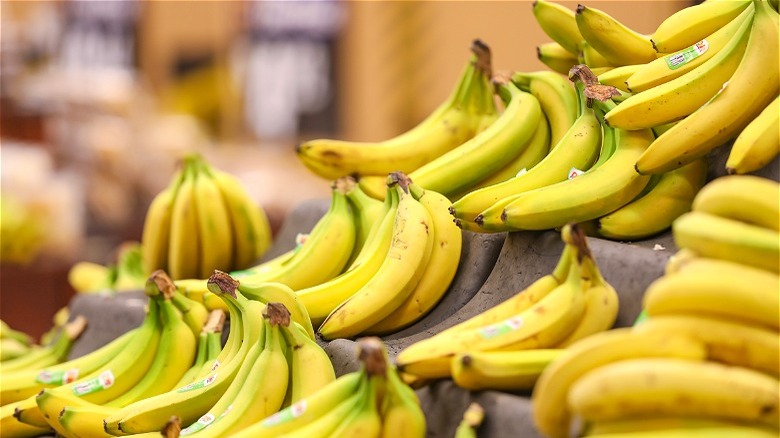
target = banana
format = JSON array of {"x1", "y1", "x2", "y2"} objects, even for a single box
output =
[
  {"x1": 280, "y1": 321, "x2": 336, "y2": 404},
  {"x1": 58, "y1": 404, "x2": 117, "y2": 438},
  {"x1": 344, "y1": 176, "x2": 386, "y2": 265},
  {"x1": 318, "y1": 174, "x2": 434, "y2": 340},
  {"x1": 1, "y1": 401, "x2": 52, "y2": 438},
  {"x1": 635, "y1": 0, "x2": 779, "y2": 175},
  {"x1": 296, "y1": 40, "x2": 494, "y2": 180},
  {"x1": 454, "y1": 403, "x2": 484, "y2": 438},
  {"x1": 170, "y1": 290, "x2": 209, "y2": 336},
  {"x1": 68, "y1": 261, "x2": 114, "y2": 293},
  {"x1": 104, "y1": 272, "x2": 265, "y2": 435},
  {"x1": 575, "y1": 4, "x2": 656, "y2": 66},
  {"x1": 379, "y1": 372, "x2": 425, "y2": 438},
  {"x1": 167, "y1": 159, "x2": 201, "y2": 280},
  {"x1": 500, "y1": 116, "x2": 654, "y2": 231},
  {"x1": 228, "y1": 371, "x2": 365, "y2": 438},
  {"x1": 567, "y1": 358, "x2": 780, "y2": 426},
  {"x1": 366, "y1": 183, "x2": 463, "y2": 335},
  {"x1": 238, "y1": 281, "x2": 315, "y2": 339},
  {"x1": 585, "y1": 416, "x2": 771, "y2": 435},
  {"x1": 451, "y1": 82, "x2": 601, "y2": 223},
  {"x1": 273, "y1": 388, "x2": 366, "y2": 438},
  {"x1": 579, "y1": 40, "x2": 614, "y2": 69},
  {"x1": 726, "y1": 94, "x2": 780, "y2": 175},
  {"x1": 597, "y1": 64, "x2": 642, "y2": 93},
  {"x1": 584, "y1": 426, "x2": 779, "y2": 438},
  {"x1": 175, "y1": 278, "x2": 229, "y2": 312},
  {"x1": 1, "y1": 316, "x2": 86, "y2": 373},
  {"x1": 596, "y1": 158, "x2": 708, "y2": 240},
  {"x1": 532, "y1": 0, "x2": 583, "y2": 55},
  {"x1": 692, "y1": 175, "x2": 779, "y2": 231},
  {"x1": 672, "y1": 211, "x2": 780, "y2": 273},
  {"x1": 239, "y1": 183, "x2": 356, "y2": 290},
  {"x1": 605, "y1": 10, "x2": 754, "y2": 130},
  {"x1": 642, "y1": 262, "x2": 780, "y2": 329},
  {"x1": 511, "y1": 70, "x2": 579, "y2": 147},
  {"x1": 451, "y1": 349, "x2": 564, "y2": 392},
  {"x1": 207, "y1": 166, "x2": 273, "y2": 270},
  {"x1": 628, "y1": 4, "x2": 755, "y2": 93},
  {"x1": 651, "y1": 0, "x2": 753, "y2": 53},
  {"x1": 296, "y1": 187, "x2": 398, "y2": 327},
  {"x1": 406, "y1": 79, "x2": 542, "y2": 199},
  {"x1": 537, "y1": 42, "x2": 579, "y2": 75},
  {"x1": 531, "y1": 328, "x2": 708, "y2": 438},
  {"x1": 192, "y1": 159, "x2": 234, "y2": 279},
  {"x1": 174, "y1": 330, "x2": 211, "y2": 390},
  {"x1": 396, "y1": 237, "x2": 586, "y2": 379},
  {"x1": 634, "y1": 313, "x2": 779, "y2": 377},
  {"x1": 325, "y1": 374, "x2": 382, "y2": 438},
  {"x1": 141, "y1": 169, "x2": 183, "y2": 274}
]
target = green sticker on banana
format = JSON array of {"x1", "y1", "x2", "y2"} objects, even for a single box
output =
[
  {"x1": 665, "y1": 40, "x2": 709, "y2": 70},
  {"x1": 262, "y1": 400, "x2": 308, "y2": 427},
  {"x1": 71, "y1": 370, "x2": 114, "y2": 396},
  {"x1": 180, "y1": 413, "x2": 216, "y2": 436},
  {"x1": 177, "y1": 372, "x2": 218, "y2": 392},
  {"x1": 36, "y1": 368, "x2": 79, "y2": 385},
  {"x1": 479, "y1": 316, "x2": 524, "y2": 339}
]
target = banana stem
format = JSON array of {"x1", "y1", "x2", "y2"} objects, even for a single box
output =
[
  {"x1": 203, "y1": 309, "x2": 226, "y2": 334},
  {"x1": 357, "y1": 337, "x2": 388, "y2": 377},
  {"x1": 263, "y1": 302, "x2": 291, "y2": 327},
  {"x1": 206, "y1": 270, "x2": 240, "y2": 299}
]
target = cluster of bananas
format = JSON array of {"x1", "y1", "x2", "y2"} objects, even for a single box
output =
[
  {"x1": 67, "y1": 241, "x2": 148, "y2": 294},
  {"x1": 229, "y1": 337, "x2": 425, "y2": 438},
  {"x1": 529, "y1": 176, "x2": 779, "y2": 438},
  {"x1": 0, "y1": 321, "x2": 37, "y2": 362},
  {"x1": 0, "y1": 317, "x2": 83, "y2": 367},
  {"x1": 228, "y1": 172, "x2": 462, "y2": 340},
  {"x1": 535, "y1": 0, "x2": 779, "y2": 176},
  {"x1": 142, "y1": 153, "x2": 273, "y2": 280},
  {"x1": 395, "y1": 223, "x2": 618, "y2": 393}
]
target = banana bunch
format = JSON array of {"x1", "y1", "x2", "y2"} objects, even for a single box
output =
[
  {"x1": 142, "y1": 153, "x2": 273, "y2": 280},
  {"x1": 395, "y1": 223, "x2": 618, "y2": 391},
  {"x1": 229, "y1": 337, "x2": 424, "y2": 438},
  {"x1": 91, "y1": 271, "x2": 332, "y2": 436},
  {"x1": 0, "y1": 316, "x2": 85, "y2": 379},
  {"x1": 296, "y1": 40, "x2": 497, "y2": 182},
  {"x1": 0, "y1": 320, "x2": 36, "y2": 362},
  {"x1": 313, "y1": 172, "x2": 462, "y2": 340},
  {"x1": 68, "y1": 241, "x2": 148, "y2": 294}
]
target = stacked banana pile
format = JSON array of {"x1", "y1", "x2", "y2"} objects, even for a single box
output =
[
  {"x1": 227, "y1": 337, "x2": 425, "y2": 438},
  {"x1": 142, "y1": 154, "x2": 273, "y2": 280},
  {"x1": 529, "y1": 176, "x2": 779, "y2": 438},
  {"x1": 67, "y1": 241, "x2": 147, "y2": 294},
  {"x1": 395, "y1": 223, "x2": 618, "y2": 393}
]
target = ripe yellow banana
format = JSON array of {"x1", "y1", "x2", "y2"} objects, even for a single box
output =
[
  {"x1": 635, "y1": 0, "x2": 779, "y2": 175},
  {"x1": 628, "y1": 4, "x2": 755, "y2": 93},
  {"x1": 1, "y1": 401, "x2": 52, "y2": 438},
  {"x1": 318, "y1": 175, "x2": 434, "y2": 340},
  {"x1": 296, "y1": 41, "x2": 493, "y2": 180},
  {"x1": 281, "y1": 321, "x2": 336, "y2": 404},
  {"x1": 691, "y1": 175, "x2": 779, "y2": 231},
  {"x1": 366, "y1": 183, "x2": 463, "y2": 335},
  {"x1": 584, "y1": 416, "x2": 771, "y2": 436},
  {"x1": 537, "y1": 42, "x2": 579, "y2": 75},
  {"x1": 167, "y1": 160, "x2": 201, "y2": 280},
  {"x1": 344, "y1": 176, "x2": 386, "y2": 265},
  {"x1": 531, "y1": 328, "x2": 708, "y2": 438},
  {"x1": 141, "y1": 169, "x2": 183, "y2": 274},
  {"x1": 597, "y1": 64, "x2": 642, "y2": 93},
  {"x1": 672, "y1": 211, "x2": 780, "y2": 273},
  {"x1": 451, "y1": 349, "x2": 563, "y2": 392},
  {"x1": 596, "y1": 158, "x2": 708, "y2": 240},
  {"x1": 605, "y1": 10, "x2": 753, "y2": 130},
  {"x1": 575, "y1": 4, "x2": 656, "y2": 66},
  {"x1": 170, "y1": 290, "x2": 210, "y2": 336},
  {"x1": 0, "y1": 316, "x2": 85, "y2": 373},
  {"x1": 238, "y1": 281, "x2": 315, "y2": 339},
  {"x1": 726, "y1": 94, "x2": 780, "y2": 175},
  {"x1": 379, "y1": 364, "x2": 425, "y2": 438},
  {"x1": 651, "y1": 0, "x2": 753, "y2": 53},
  {"x1": 567, "y1": 358, "x2": 780, "y2": 426},
  {"x1": 326, "y1": 374, "x2": 382, "y2": 438},
  {"x1": 192, "y1": 162, "x2": 234, "y2": 279},
  {"x1": 511, "y1": 70, "x2": 579, "y2": 147},
  {"x1": 532, "y1": 0, "x2": 583, "y2": 55},
  {"x1": 579, "y1": 40, "x2": 614, "y2": 69}
]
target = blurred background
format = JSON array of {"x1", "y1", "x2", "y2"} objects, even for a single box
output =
[{"x1": 0, "y1": 0, "x2": 688, "y2": 337}]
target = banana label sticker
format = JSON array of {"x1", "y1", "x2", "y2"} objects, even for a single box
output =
[
  {"x1": 568, "y1": 168, "x2": 585, "y2": 179},
  {"x1": 180, "y1": 413, "x2": 216, "y2": 435},
  {"x1": 177, "y1": 372, "x2": 218, "y2": 392},
  {"x1": 665, "y1": 40, "x2": 708, "y2": 70},
  {"x1": 36, "y1": 368, "x2": 79, "y2": 385},
  {"x1": 71, "y1": 370, "x2": 114, "y2": 396},
  {"x1": 479, "y1": 316, "x2": 524, "y2": 339},
  {"x1": 210, "y1": 359, "x2": 220, "y2": 372},
  {"x1": 262, "y1": 400, "x2": 308, "y2": 427}
]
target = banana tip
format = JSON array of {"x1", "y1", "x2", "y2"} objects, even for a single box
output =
[{"x1": 576, "y1": 4, "x2": 586, "y2": 14}]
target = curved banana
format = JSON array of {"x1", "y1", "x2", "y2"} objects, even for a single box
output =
[
  {"x1": 318, "y1": 175, "x2": 435, "y2": 340},
  {"x1": 192, "y1": 161, "x2": 234, "y2": 279},
  {"x1": 596, "y1": 158, "x2": 708, "y2": 240},
  {"x1": 635, "y1": 0, "x2": 779, "y2": 175},
  {"x1": 238, "y1": 281, "x2": 315, "y2": 340},
  {"x1": 651, "y1": 0, "x2": 752, "y2": 53},
  {"x1": 628, "y1": 4, "x2": 755, "y2": 93},
  {"x1": 296, "y1": 187, "x2": 398, "y2": 326},
  {"x1": 605, "y1": 11, "x2": 753, "y2": 130},
  {"x1": 642, "y1": 263, "x2": 780, "y2": 329},
  {"x1": 239, "y1": 184, "x2": 357, "y2": 290},
  {"x1": 726, "y1": 95, "x2": 780, "y2": 175},
  {"x1": 280, "y1": 321, "x2": 336, "y2": 404},
  {"x1": 511, "y1": 70, "x2": 578, "y2": 147},
  {"x1": 140, "y1": 169, "x2": 182, "y2": 274},
  {"x1": 344, "y1": 176, "x2": 386, "y2": 265},
  {"x1": 585, "y1": 416, "x2": 771, "y2": 436},
  {"x1": 1, "y1": 316, "x2": 86, "y2": 373},
  {"x1": 597, "y1": 64, "x2": 642, "y2": 93},
  {"x1": 634, "y1": 313, "x2": 779, "y2": 377},
  {"x1": 167, "y1": 160, "x2": 200, "y2": 280},
  {"x1": 500, "y1": 120, "x2": 653, "y2": 231},
  {"x1": 579, "y1": 40, "x2": 614, "y2": 69},
  {"x1": 1, "y1": 402, "x2": 51, "y2": 438},
  {"x1": 451, "y1": 84, "x2": 601, "y2": 223},
  {"x1": 672, "y1": 211, "x2": 780, "y2": 273},
  {"x1": 272, "y1": 388, "x2": 365, "y2": 438},
  {"x1": 567, "y1": 357, "x2": 780, "y2": 426},
  {"x1": 451, "y1": 349, "x2": 563, "y2": 392},
  {"x1": 173, "y1": 330, "x2": 211, "y2": 389},
  {"x1": 531, "y1": 328, "x2": 708, "y2": 438},
  {"x1": 170, "y1": 290, "x2": 210, "y2": 336},
  {"x1": 532, "y1": 0, "x2": 583, "y2": 55},
  {"x1": 575, "y1": 4, "x2": 656, "y2": 66},
  {"x1": 366, "y1": 183, "x2": 463, "y2": 335},
  {"x1": 407, "y1": 80, "x2": 542, "y2": 199},
  {"x1": 325, "y1": 375, "x2": 382, "y2": 438},
  {"x1": 379, "y1": 364, "x2": 426, "y2": 438},
  {"x1": 296, "y1": 41, "x2": 494, "y2": 180},
  {"x1": 691, "y1": 175, "x2": 779, "y2": 231},
  {"x1": 537, "y1": 42, "x2": 579, "y2": 75}
]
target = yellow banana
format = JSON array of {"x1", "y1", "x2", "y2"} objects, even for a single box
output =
[
  {"x1": 167, "y1": 159, "x2": 201, "y2": 280},
  {"x1": 532, "y1": 0, "x2": 583, "y2": 55},
  {"x1": 597, "y1": 64, "x2": 643, "y2": 93},
  {"x1": 451, "y1": 349, "x2": 563, "y2": 392},
  {"x1": 579, "y1": 39, "x2": 614, "y2": 69},
  {"x1": 0, "y1": 401, "x2": 52, "y2": 438},
  {"x1": 692, "y1": 175, "x2": 779, "y2": 231},
  {"x1": 726, "y1": 94, "x2": 780, "y2": 175},
  {"x1": 585, "y1": 416, "x2": 771, "y2": 436},
  {"x1": 584, "y1": 427, "x2": 780, "y2": 438},
  {"x1": 192, "y1": 160, "x2": 234, "y2": 279},
  {"x1": 325, "y1": 374, "x2": 382, "y2": 438},
  {"x1": 280, "y1": 321, "x2": 336, "y2": 404},
  {"x1": 344, "y1": 176, "x2": 386, "y2": 265},
  {"x1": 511, "y1": 70, "x2": 579, "y2": 147},
  {"x1": 1, "y1": 316, "x2": 86, "y2": 374},
  {"x1": 651, "y1": 0, "x2": 753, "y2": 53},
  {"x1": 575, "y1": 4, "x2": 656, "y2": 66},
  {"x1": 379, "y1": 363, "x2": 425, "y2": 438},
  {"x1": 537, "y1": 42, "x2": 579, "y2": 75},
  {"x1": 238, "y1": 281, "x2": 315, "y2": 340},
  {"x1": 453, "y1": 403, "x2": 484, "y2": 438},
  {"x1": 141, "y1": 169, "x2": 183, "y2": 274}
]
